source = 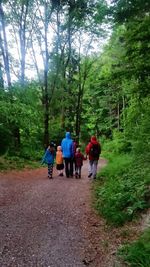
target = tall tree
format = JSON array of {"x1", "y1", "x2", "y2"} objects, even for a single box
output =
[
  {"x1": 0, "y1": 1, "x2": 11, "y2": 86},
  {"x1": 7, "y1": 0, "x2": 32, "y2": 85},
  {"x1": 0, "y1": 61, "x2": 4, "y2": 88}
]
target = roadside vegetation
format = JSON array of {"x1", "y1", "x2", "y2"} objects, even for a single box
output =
[
  {"x1": 118, "y1": 229, "x2": 150, "y2": 267},
  {"x1": 94, "y1": 132, "x2": 150, "y2": 265},
  {"x1": 0, "y1": 0, "x2": 150, "y2": 265},
  {"x1": 0, "y1": 154, "x2": 41, "y2": 171},
  {"x1": 95, "y1": 145, "x2": 150, "y2": 226}
]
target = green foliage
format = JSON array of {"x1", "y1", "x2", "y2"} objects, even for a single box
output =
[
  {"x1": 102, "y1": 131, "x2": 131, "y2": 155},
  {"x1": 125, "y1": 97, "x2": 150, "y2": 156},
  {"x1": 113, "y1": 0, "x2": 150, "y2": 22},
  {"x1": 49, "y1": 117, "x2": 66, "y2": 145},
  {"x1": 91, "y1": 0, "x2": 150, "y2": 229},
  {"x1": 0, "y1": 83, "x2": 43, "y2": 155},
  {"x1": 0, "y1": 155, "x2": 40, "y2": 171},
  {"x1": 118, "y1": 229, "x2": 150, "y2": 267},
  {"x1": 100, "y1": 153, "x2": 132, "y2": 177},
  {"x1": 95, "y1": 154, "x2": 150, "y2": 226}
]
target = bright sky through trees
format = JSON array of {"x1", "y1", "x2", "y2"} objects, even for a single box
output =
[{"x1": 3, "y1": 0, "x2": 112, "y2": 82}]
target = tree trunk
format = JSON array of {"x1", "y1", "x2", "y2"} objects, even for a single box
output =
[
  {"x1": 75, "y1": 92, "x2": 81, "y2": 141},
  {"x1": 0, "y1": 62, "x2": 4, "y2": 88},
  {"x1": 122, "y1": 95, "x2": 125, "y2": 130},
  {"x1": 0, "y1": 2, "x2": 11, "y2": 87},
  {"x1": 19, "y1": 0, "x2": 29, "y2": 85},
  {"x1": 117, "y1": 101, "x2": 120, "y2": 130},
  {"x1": 13, "y1": 127, "x2": 21, "y2": 149},
  {"x1": 43, "y1": 2, "x2": 49, "y2": 147},
  {"x1": 43, "y1": 70, "x2": 49, "y2": 146}
]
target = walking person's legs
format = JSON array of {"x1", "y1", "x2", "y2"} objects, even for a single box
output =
[
  {"x1": 92, "y1": 160, "x2": 98, "y2": 179},
  {"x1": 60, "y1": 164, "x2": 64, "y2": 176},
  {"x1": 48, "y1": 164, "x2": 50, "y2": 177},
  {"x1": 88, "y1": 160, "x2": 93, "y2": 177},
  {"x1": 75, "y1": 166, "x2": 79, "y2": 178},
  {"x1": 57, "y1": 164, "x2": 64, "y2": 176},
  {"x1": 56, "y1": 165, "x2": 61, "y2": 176},
  {"x1": 48, "y1": 163, "x2": 53, "y2": 179},
  {"x1": 75, "y1": 165, "x2": 78, "y2": 178},
  {"x1": 79, "y1": 166, "x2": 81, "y2": 178},
  {"x1": 69, "y1": 158, "x2": 73, "y2": 177},
  {"x1": 58, "y1": 170, "x2": 62, "y2": 176},
  {"x1": 73, "y1": 157, "x2": 76, "y2": 175},
  {"x1": 64, "y1": 158, "x2": 69, "y2": 177}
]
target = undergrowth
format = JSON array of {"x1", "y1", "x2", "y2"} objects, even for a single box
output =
[
  {"x1": 118, "y1": 228, "x2": 150, "y2": 267},
  {"x1": 0, "y1": 155, "x2": 40, "y2": 171},
  {"x1": 94, "y1": 153, "x2": 150, "y2": 226},
  {"x1": 94, "y1": 134, "x2": 150, "y2": 266}
]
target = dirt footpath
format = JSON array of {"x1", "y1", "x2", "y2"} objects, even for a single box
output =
[
  {"x1": 0, "y1": 159, "x2": 144, "y2": 267},
  {"x1": 0, "y1": 158, "x2": 146, "y2": 267},
  {"x1": 3, "y1": 159, "x2": 143, "y2": 267},
  {"x1": 0, "y1": 159, "x2": 108, "y2": 267}
]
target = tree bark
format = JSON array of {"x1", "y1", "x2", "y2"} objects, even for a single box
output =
[
  {"x1": 43, "y1": 2, "x2": 49, "y2": 146},
  {"x1": 18, "y1": 0, "x2": 29, "y2": 85},
  {"x1": 0, "y1": 62, "x2": 4, "y2": 88},
  {"x1": 0, "y1": 2, "x2": 11, "y2": 87},
  {"x1": 117, "y1": 101, "x2": 120, "y2": 130}
]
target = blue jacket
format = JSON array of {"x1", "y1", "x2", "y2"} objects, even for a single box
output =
[
  {"x1": 61, "y1": 132, "x2": 74, "y2": 158},
  {"x1": 42, "y1": 148, "x2": 55, "y2": 164}
]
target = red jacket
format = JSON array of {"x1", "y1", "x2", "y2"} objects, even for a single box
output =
[
  {"x1": 75, "y1": 152, "x2": 86, "y2": 167},
  {"x1": 86, "y1": 136, "x2": 101, "y2": 160}
]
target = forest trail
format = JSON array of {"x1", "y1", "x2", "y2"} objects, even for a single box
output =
[{"x1": 0, "y1": 159, "x2": 148, "y2": 267}]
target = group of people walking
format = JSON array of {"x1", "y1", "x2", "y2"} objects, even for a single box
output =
[{"x1": 42, "y1": 132, "x2": 101, "y2": 180}]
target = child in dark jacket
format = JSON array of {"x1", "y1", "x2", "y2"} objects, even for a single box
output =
[
  {"x1": 42, "y1": 143, "x2": 56, "y2": 179},
  {"x1": 74, "y1": 148, "x2": 86, "y2": 178}
]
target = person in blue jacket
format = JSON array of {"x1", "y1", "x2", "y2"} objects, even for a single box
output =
[
  {"x1": 61, "y1": 132, "x2": 74, "y2": 178},
  {"x1": 42, "y1": 142, "x2": 56, "y2": 179}
]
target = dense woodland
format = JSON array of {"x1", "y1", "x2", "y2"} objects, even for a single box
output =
[{"x1": 0, "y1": 0, "x2": 150, "y2": 265}]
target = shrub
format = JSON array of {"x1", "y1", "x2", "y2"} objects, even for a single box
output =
[
  {"x1": 118, "y1": 229, "x2": 150, "y2": 267},
  {"x1": 95, "y1": 154, "x2": 150, "y2": 226}
]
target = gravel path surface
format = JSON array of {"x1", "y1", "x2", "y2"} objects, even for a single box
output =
[{"x1": 0, "y1": 159, "x2": 106, "y2": 267}]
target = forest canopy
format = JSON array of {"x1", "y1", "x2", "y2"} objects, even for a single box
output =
[
  {"x1": 0, "y1": 0, "x2": 149, "y2": 160},
  {"x1": 1, "y1": 2, "x2": 150, "y2": 264}
]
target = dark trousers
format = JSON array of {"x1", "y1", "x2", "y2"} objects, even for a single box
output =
[{"x1": 64, "y1": 158, "x2": 73, "y2": 177}]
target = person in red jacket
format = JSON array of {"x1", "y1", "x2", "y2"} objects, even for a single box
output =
[{"x1": 85, "y1": 136, "x2": 101, "y2": 179}]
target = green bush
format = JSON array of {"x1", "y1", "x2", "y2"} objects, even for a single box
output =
[
  {"x1": 102, "y1": 131, "x2": 131, "y2": 156},
  {"x1": 0, "y1": 155, "x2": 40, "y2": 171},
  {"x1": 95, "y1": 154, "x2": 150, "y2": 226},
  {"x1": 118, "y1": 229, "x2": 150, "y2": 267},
  {"x1": 19, "y1": 147, "x2": 43, "y2": 160},
  {"x1": 99, "y1": 153, "x2": 132, "y2": 178}
]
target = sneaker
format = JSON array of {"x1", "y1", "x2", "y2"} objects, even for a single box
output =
[
  {"x1": 93, "y1": 176, "x2": 96, "y2": 180},
  {"x1": 88, "y1": 173, "x2": 92, "y2": 178},
  {"x1": 75, "y1": 173, "x2": 78, "y2": 179}
]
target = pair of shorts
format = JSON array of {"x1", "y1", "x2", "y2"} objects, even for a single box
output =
[{"x1": 56, "y1": 164, "x2": 64, "y2": 170}]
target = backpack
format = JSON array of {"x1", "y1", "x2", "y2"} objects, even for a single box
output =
[{"x1": 89, "y1": 143, "x2": 101, "y2": 158}]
